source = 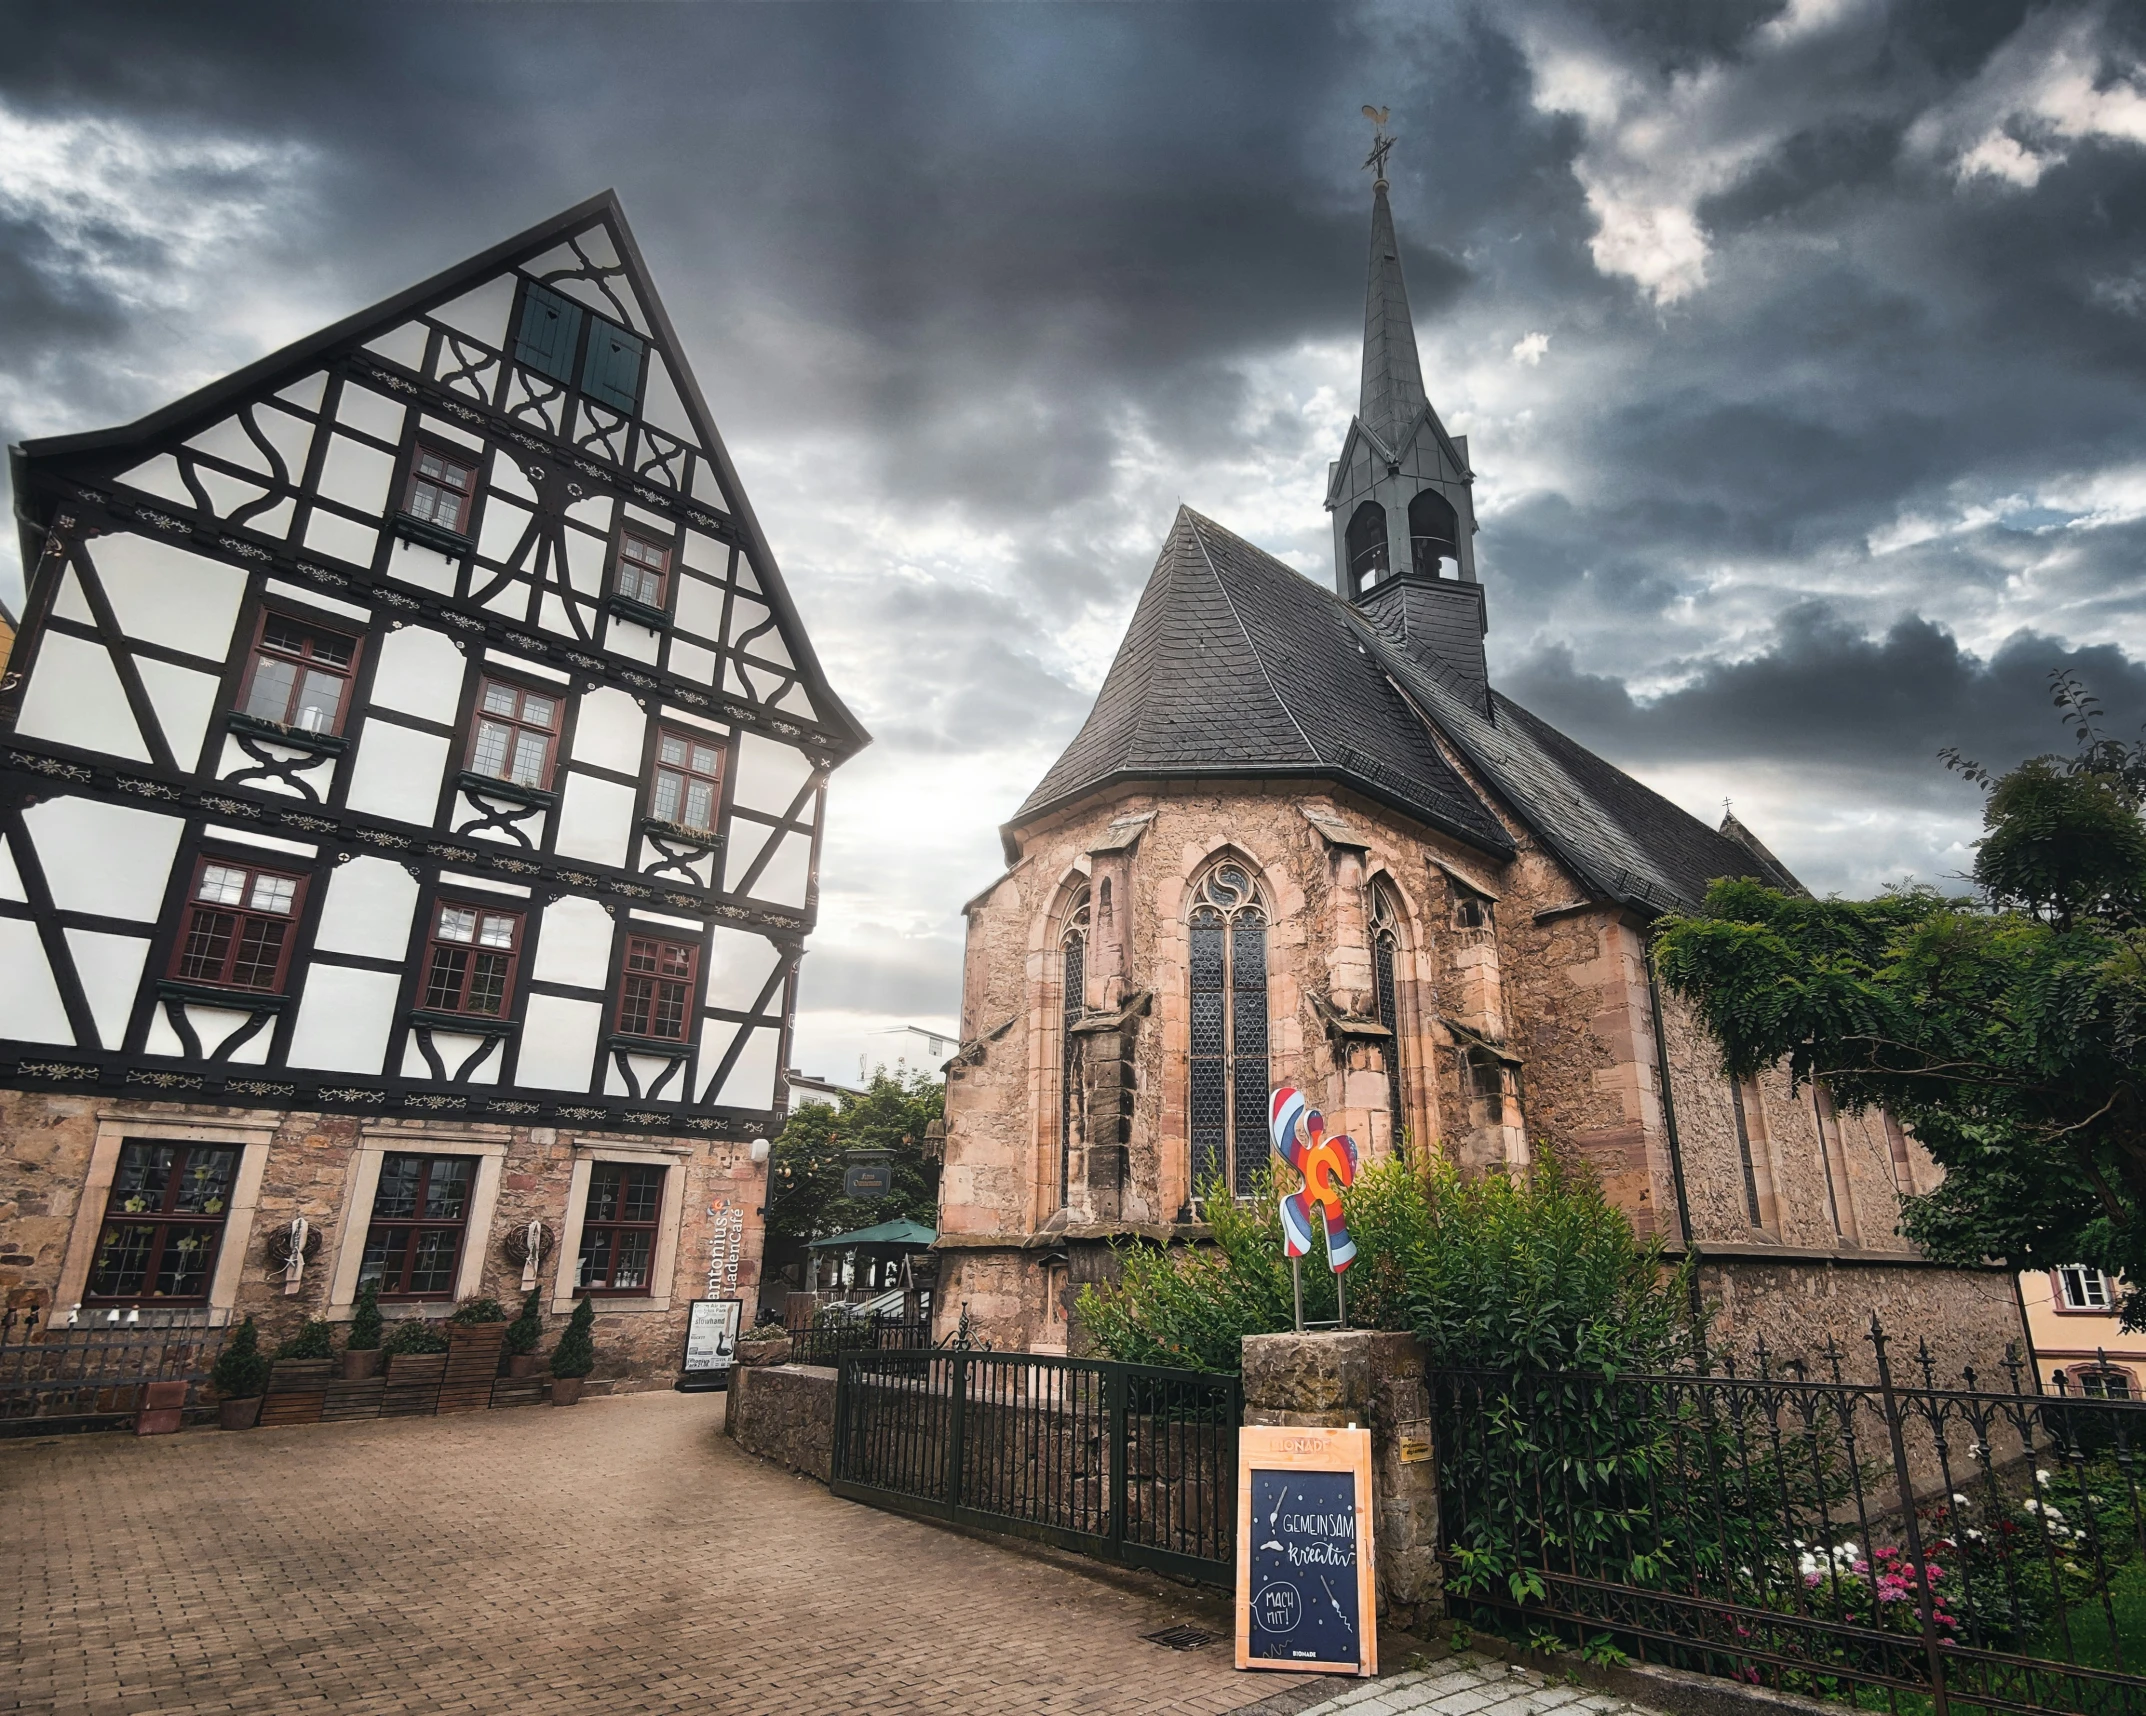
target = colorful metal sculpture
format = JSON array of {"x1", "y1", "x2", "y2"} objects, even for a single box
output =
[{"x1": 1269, "y1": 1085, "x2": 1359, "y2": 1272}]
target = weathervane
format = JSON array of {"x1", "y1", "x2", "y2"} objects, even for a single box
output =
[{"x1": 1362, "y1": 105, "x2": 1394, "y2": 187}]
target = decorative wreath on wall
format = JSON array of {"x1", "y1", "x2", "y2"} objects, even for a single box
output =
[
  {"x1": 500, "y1": 1222, "x2": 550, "y2": 1268},
  {"x1": 264, "y1": 1226, "x2": 323, "y2": 1268}
]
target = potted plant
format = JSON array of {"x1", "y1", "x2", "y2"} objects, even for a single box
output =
[
  {"x1": 211, "y1": 1317, "x2": 271, "y2": 1429},
  {"x1": 736, "y1": 1320, "x2": 792, "y2": 1367},
  {"x1": 343, "y1": 1280, "x2": 384, "y2": 1380},
  {"x1": 549, "y1": 1297, "x2": 596, "y2": 1405},
  {"x1": 382, "y1": 1315, "x2": 450, "y2": 1363},
  {"x1": 275, "y1": 1318, "x2": 333, "y2": 1359},
  {"x1": 501, "y1": 1288, "x2": 543, "y2": 1379}
]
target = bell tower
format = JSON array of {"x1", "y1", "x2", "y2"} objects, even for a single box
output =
[{"x1": 1325, "y1": 112, "x2": 1489, "y2": 707}]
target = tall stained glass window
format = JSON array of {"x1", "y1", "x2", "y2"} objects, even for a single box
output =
[
  {"x1": 1188, "y1": 860, "x2": 1269, "y2": 1200},
  {"x1": 1370, "y1": 883, "x2": 1406, "y2": 1141},
  {"x1": 1059, "y1": 887, "x2": 1090, "y2": 1210}
]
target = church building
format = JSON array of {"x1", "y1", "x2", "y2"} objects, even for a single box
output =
[
  {"x1": 0, "y1": 193, "x2": 864, "y2": 1386},
  {"x1": 933, "y1": 149, "x2": 2024, "y2": 1365}
]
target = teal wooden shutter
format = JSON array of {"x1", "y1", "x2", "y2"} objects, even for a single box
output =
[
  {"x1": 580, "y1": 320, "x2": 646, "y2": 413},
  {"x1": 515, "y1": 284, "x2": 583, "y2": 384}
]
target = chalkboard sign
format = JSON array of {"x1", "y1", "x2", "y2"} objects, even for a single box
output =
[
  {"x1": 677, "y1": 1297, "x2": 741, "y2": 1393},
  {"x1": 1235, "y1": 1425, "x2": 1377, "y2": 1677}
]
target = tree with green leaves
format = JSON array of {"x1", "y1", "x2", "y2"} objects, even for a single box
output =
[
  {"x1": 502, "y1": 1287, "x2": 542, "y2": 1358},
  {"x1": 1655, "y1": 674, "x2": 2146, "y2": 1329},
  {"x1": 346, "y1": 1279, "x2": 383, "y2": 1352},
  {"x1": 763, "y1": 1067, "x2": 943, "y2": 1249},
  {"x1": 550, "y1": 1297, "x2": 596, "y2": 1379}
]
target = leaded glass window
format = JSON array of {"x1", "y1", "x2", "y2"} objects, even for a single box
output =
[
  {"x1": 1370, "y1": 883, "x2": 1406, "y2": 1140},
  {"x1": 1188, "y1": 860, "x2": 1269, "y2": 1200},
  {"x1": 1060, "y1": 887, "x2": 1090, "y2": 1210}
]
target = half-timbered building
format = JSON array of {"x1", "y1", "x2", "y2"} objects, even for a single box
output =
[{"x1": 0, "y1": 192, "x2": 865, "y2": 1384}]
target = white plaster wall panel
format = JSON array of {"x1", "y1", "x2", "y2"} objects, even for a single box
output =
[
  {"x1": 186, "y1": 416, "x2": 270, "y2": 477},
  {"x1": 702, "y1": 925, "x2": 784, "y2": 1011},
  {"x1": 555, "y1": 774, "x2": 635, "y2": 868},
  {"x1": 749, "y1": 829, "x2": 812, "y2": 908},
  {"x1": 316, "y1": 434, "x2": 394, "y2": 515},
  {"x1": 516, "y1": 995, "x2": 602, "y2": 1089},
  {"x1": 285, "y1": 966, "x2": 400, "y2": 1072},
  {"x1": 478, "y1": 496, "x2": 533, "y2": 564},
  {"x1": 605, "y1": 1052, "x2": 679, "y2": 1099},
  {"x1": 252, "y1": 405, "x2": 314, "y2": 478},
  {"x1": 386, "y1": 538, "x2": 459, "y2": 595},
  {"x1": 734, "y1": 559, "x2": 761, "y2": 595},
  {"x1": 142, "y1": 1011, "x2": 185, "y2": 1059},
  {"x1": 418, "y1": 414, "x2": 484, "y2": 453},
  {"x1": 182, "y1": 1004, "x2": 272, "y2": 1065},
  {"x1": 691, "y1": 463, "x2": 728, "y2": 509},
  {"x1": 532, "y1": 897, "x2": 615, "y2": 989},
  {"x1": 22, "y1": 798, "x2": 182, "y2": 920},
  {"x1": 63, "y1": 930, "x2": 149, "y2": 1050},
  {"x1": 640, "y1": 358, "x2": 699, "y2": 446},
  {"x1": 482, "y1": 582, "x2": 530, "y2": 620},
  {"x1": 14, "y1": 635, "x2": 147, "y2": 762},
  {"x1": 622, "y1": 504, "x2": 669, "y2": 536},
  {"x1": 0, "y1": 836, "x2": 23, "y2": 902},
  {"x1": 722, "y1": 824, "x2": 777, "y2": 894},
  {"x1": 363, "y1": 322, "x2": 428, "y2": 369},
  {"x1": 730, "y1": 595, "x2": 773, "y2": 644},
  {"x1": 732, "y1": 733, "x2": 815, "y2": 816},
  {"x1": 565, "y1": 494, "x2": 613, "y2": 532},
  {"x1": 315, "y1": 856, "x2": 419, "y2": 959},
  {"x1": 336, "y1": 383, "x2": 409, "y2": 444},
  {"x1": 776, "y1": 684, "x2": 817, "y2": 719},
  {"x1": 562, "y1": 529, "x2": 605, "y2": 594},
  {"x1": 490, "y1": 458, "x2": 538, "y2": 504},
  {"x1": 747, "y1": 627, "x2": 795, "y2": 671},
  {"x1": 204, "y1": 827, "x2": 316, "y2": 859},
  {"x1": 113, "y1": 454, "x2": 193, "y2": 506},
  {"x1": 344, "y1": 721, "x2": 449, "y2": 824},
  {"x1": 722, "y1": 1023, "x2": 782, "y2": 1110},
  {"x1": 538, "y1": 592, "x2": 578, "y2": 639},
  {"x1": 681, "y1": 531, "x2": 725, "y2": 576},
  {"x1": 214, "y1": 736, "x2": 306, "y2": 796},
  {"x1": 570, "y1": 687, "x2": 646, "y2": 773},
  {"x1": 428, "y1": 275, "x2": 515, "y2": 345},
  {"x1": 90, "y1": 533, "x2": 246, "y2": 661},
  {"x1": 194, "y1": 467, "x2": 270, "y2": 519},
  {"x1": 238, "y1": 498, "x2": 296, "y2": 538},
  {"x1": 52, "y1": 568, "x2": 93, "y2": 625},
  {"x1": 369, "y1": 625, "x2": 467, "y2": 724},
  {"x1": 133, "y1": 658, "x2": 222, "y2": 771},
  {"x1": 401, "y1": 1032, "x2": 502, "y2": 1084},
  {"x1": 301, "y1": 510, "x2": 378, "y2": 568},
  {"x1": 278, "y1": 372, "x2": 328, "y2": 413},
  {"x1": 0, "y1": 919, "x2": 72, "y2": 1044},
  {"x1": 674, "y1": 574, "x2": 724, "y2": 639},
  {"x1": 604, "y1": 619, "x2": 659, "y2": 664},
  {"x1": 669, "y1": 640, "x2": 717, "y2": 684},
  {"x1": 264, "y1": 581, "x2": 370, "y2": 625}
]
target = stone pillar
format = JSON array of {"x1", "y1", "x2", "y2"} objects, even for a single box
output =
[
  {"x1": 1069, "y1": 991, "x2": 1149, "y2": 1223},
  {"x1": 1241, "y1": 1329, "x2": 1442, "y2": 1629}
]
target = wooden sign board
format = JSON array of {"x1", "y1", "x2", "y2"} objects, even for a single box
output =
[{"x1": 1235, "y1": 1424, "x2": 1377, "y2": 1677}]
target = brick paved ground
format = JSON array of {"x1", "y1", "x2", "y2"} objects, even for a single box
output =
[
  {"x1": 1300, "y1": 1656, "x2": 1650, "y2": 1716},
  {"x1": 4, "y1": 1392, "x2": 1322, "y2": 1716}
]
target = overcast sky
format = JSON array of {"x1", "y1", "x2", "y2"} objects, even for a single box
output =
[{"x1": 5, "y1": 0, "x2": 2145, "y2": 1085}]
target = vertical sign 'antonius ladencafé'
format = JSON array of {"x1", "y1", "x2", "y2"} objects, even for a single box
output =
[{"x1": 0, "y1": 192, "x2": 867, "y2": 1386}]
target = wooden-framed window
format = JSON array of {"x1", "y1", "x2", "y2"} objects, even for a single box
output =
[
  {"x1": 575, "y1": 1163, "x2": 666, "y2": 1294},
  {"x1": 614, "y1": 528, "x2": 670, "y2": 608},
  {"x1": 84, "y1": 1141, "x2": 239, "y2": 1303},
  {"x1": 2056, "y1": 1264, "x2": 2114, "y2": 1312},
  {"x1": 402, "y1": 442, "x2": 478, "y2": 536},
  {"x1": 468, "y1": 679, "x2": 560, "y2": 790},
  {"x1": 421, "y1": 901, "x2": 522, "y2": 1017},
  {"x1": 359, "y1": 1153, "x2": 476, "y2": 1299},
  {"x1": 171, "y1": 858, "x2": 306, "y2": 992},
  {"x1": 616, "y1": 935, "x2": 697, "y2": 1040},
  {"x1": 649, "y1": 730, "x2": 723, "y2": 834},
  {"x1": 239, "y1": 613, "x2": 361, "y2": 735}
]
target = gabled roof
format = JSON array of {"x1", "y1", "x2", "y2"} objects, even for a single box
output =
[
  {"x1": 1011, "y1": 509, "x2": 1514, "y2": 857},
  {"x1": 11, "y1": 189, "x2": 869, "y2": 756},
  {"x1": 1016, "y1": 507, "x2": 1799, "y2": 916}
]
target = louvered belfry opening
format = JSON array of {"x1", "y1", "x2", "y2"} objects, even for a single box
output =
[
  {"x1": 1407, "y1": 488, "x2": 1459, "y2": 578},
  {"x1": 1187, "y1": 860, "x2": 1269, "y2": 1200},
  {"x1": 1344, "y1": 499, "x2": 1389, "y2": 596}
]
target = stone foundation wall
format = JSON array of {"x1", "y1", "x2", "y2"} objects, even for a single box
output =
[
  {"x1": 0, "y1": 1090, "x2": 766, "y2": 1392},
  {"x1": 1700, "y1": 1257, "x2": 2026, "y2": 1383},
  {"x1": 727, "y1": 1362, "x2": 836, "y2": 1481}
]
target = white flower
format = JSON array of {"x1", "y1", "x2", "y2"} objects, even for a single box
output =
[
  {"x1": 1951, "y1": 1493, "x2": 1972, "y2": 1506},
  {"x1": 2037, "y1": 1470, "x2": 2053, "y2": 1486},
  {"x1": 1964, "y1": 1529, "x2": 1986, "y2": 1543}
]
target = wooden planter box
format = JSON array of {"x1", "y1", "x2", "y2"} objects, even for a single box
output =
[
  {"x1": 259, "y1": 1359, "x2": 333, "y2": 1427},
  {"x1": 439, "y1": 1324, "x2": 507, "y2": 1414},
  {"x1": 381, "y1": 1350, "x2": 448, "y2": 1417}
]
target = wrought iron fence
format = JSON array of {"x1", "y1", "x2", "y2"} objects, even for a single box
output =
[
  {"x1": 785, "y1": 1312, "x2": 933, "y2": 1367},
  {"x1": 0, "y1": 1305, "x2": 226, "y2": 1428},
  {"x1": 831, "y1": 1347, "x2": 1241, "y2": 1585},
  {"x1": 1429, "y1": 1318, "x2": 2145, "y2": 1716}
]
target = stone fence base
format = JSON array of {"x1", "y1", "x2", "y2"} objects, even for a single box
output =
[{"x1": 727, "y1": 1363, "x2": 836, "y2": 1482}]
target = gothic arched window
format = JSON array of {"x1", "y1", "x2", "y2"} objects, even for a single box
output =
[
  {"x1": 1345, "y1": 501, "x2": 1388, "y2": 596},
  {"x1": 1059, "y1": 886, "x2": 1090, "y2": 1209},
  {"x1": 1408, "y1": 488, "x2": 1459, "y2": 578},
  {"x1": 1188, "y1": 859, "x2": 1269, "y2": 1199},
  {"x1": 1369, "y1": 882, "x2": 1406, "y2": 1139}
]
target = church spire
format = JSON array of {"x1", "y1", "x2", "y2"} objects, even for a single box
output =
[{"x1": 1359, "y1": 119, "x2": 1428, "y2": 453}]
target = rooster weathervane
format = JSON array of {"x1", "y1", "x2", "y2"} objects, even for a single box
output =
[{"x1": 1362, "y1": 105, "x2": 1394, "y2": 185}]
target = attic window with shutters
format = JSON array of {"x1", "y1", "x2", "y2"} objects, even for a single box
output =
[
  {"x1": 515, "y1": 283, "x2": 584, "y2": 385},
  {"x1": 581, "y1": 317, "x2": 647, "y2": 414}
]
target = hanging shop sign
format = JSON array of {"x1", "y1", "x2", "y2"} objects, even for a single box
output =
[
  {"x1": 842, "y1": 1151, "x2": 893, "y2": 1199},
  {"x1": 678, "y1": 1297, "x2": 742, "y2": 1393},
  {"x1": 1235, "y1": 1424, "x2": 1377, "y2": 1678}
]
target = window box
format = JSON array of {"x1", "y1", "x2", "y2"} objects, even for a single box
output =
[
  {"x1": 455, "y1": 770, "x2": 556, "y2": 809},
  {"x1": 154, "y1": 978, "x2": 290, "y2": 1013},
  {"x1": 224, "y1": 710, "x2": 350, "y2": 756},
  {"x1": 638, "y1": 815, "x2": 722, "y2": 848},
  {"x1": 407, "y1": 1007, "x2": 518, "y2": 1039},
  {"x1": 604, "y1": 590, "x2": 669, "y2": 631},
  {"x1": 391, "y1": 514, "x2": 475, "y2": 559},
  {"x1": 606, "y1": 1031, "x2": 691, "y2": 1059}
]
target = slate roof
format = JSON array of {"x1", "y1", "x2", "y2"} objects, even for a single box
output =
[
  {"x1": 1360, "y1": 180, "x2": 1429, "y2": 454},
  {"x1": 1016, "y1": 507, "x2": 1801, "y2": 917}
]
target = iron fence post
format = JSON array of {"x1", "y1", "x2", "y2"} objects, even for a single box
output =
[
  {"x1": 1869, "y1": 1317, "x2": 1949, "y2": 1716},
  {"x1": 1106, "y1": 1362, "x2": 1128, "y2": 1552},
  {"x1": 947, "y1": 1349, "x2": 969, "y2": 1512},
  {"x1": 832, "y1": 1352, "x2": 852, "y2": 1484}
]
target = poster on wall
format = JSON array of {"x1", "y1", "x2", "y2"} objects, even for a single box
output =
[
  {"x1": 678, "y1": 1297, "x2": 742, "y2": 1394},
  {"x1": 1235, "y1": 1425, "x2": 1377, "y2": 1677}
]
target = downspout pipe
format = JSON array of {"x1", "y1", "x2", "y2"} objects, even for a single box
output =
[{"x1": 1645, "y1": 928, "x2": 1707, "y2": 1355}]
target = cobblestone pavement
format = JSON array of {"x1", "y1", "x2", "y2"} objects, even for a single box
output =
[
  {"x1": 3, "y1": 1391, "x2": 1267, "y2": 1716},
  {"x1": 1299, "y1": 1657, "x2": 1651, "y2": 1716}
]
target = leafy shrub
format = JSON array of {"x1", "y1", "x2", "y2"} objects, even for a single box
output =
[
  {"x1": 346, "y1": 1279, "x2": 383, "y2": 1351},
  {"x1": 382, "y1": 1316, "x2": 451, "y2": 1356},
  {"x1": 275, "y1": 1318, "x2": 333, "y2": 1360},
  {"x1": 550, "y1": 1297, "x2": 597, "y2": 1379},
  {"x1": 211, "y1": 1318, "x2": 272, "y2": 1399},
  {"x1": 502, "y1": 1288, "x2": 542, "y2": 1357},
  {"x1": 448, "y1": 1296, "x2": 508, "y2": 1324}
]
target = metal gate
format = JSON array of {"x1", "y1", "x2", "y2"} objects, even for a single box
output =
[
  {"x1": 1, "y1": 1307, "x2": 225, "y2": 1431},
  {"x1": 831, "y1": 1348, "x2": 1241, "y2": 1586}
]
